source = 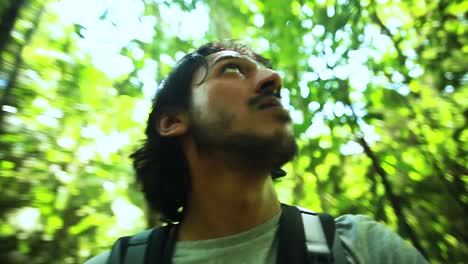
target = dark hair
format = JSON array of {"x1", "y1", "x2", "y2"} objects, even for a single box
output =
[{"x1": 130, "y1": 41, "x2": 280, "y2": 223}]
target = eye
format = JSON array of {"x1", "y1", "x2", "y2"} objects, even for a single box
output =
[{"x1": 222, "y1": 63, "x2": 244, "y2": 75}]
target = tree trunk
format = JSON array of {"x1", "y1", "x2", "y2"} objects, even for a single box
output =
[
  {"x1": 0, "y1": 0, "x2": 26, "y2": 60},
  {"x1": 0, "y1": 2, "x2": 44, "y2": 134}
]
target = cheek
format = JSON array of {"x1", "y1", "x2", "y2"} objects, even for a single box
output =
[
  {"x1": 207, "y1": 82, "x2": 249, "y2": 110},
  {"x1": 192, "y1": 80, "x2": 252, "y2": 123}
]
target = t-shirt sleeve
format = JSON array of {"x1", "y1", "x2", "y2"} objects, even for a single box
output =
[
  {"x1": 83, "y1": 251, "x2": 110, "y2": 264},
  {"x1": 335, "y1": 214, "x2": 428, "y2": 264}
]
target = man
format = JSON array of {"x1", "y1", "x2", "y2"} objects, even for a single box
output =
[{"x1": 86, "y1": 41, "x2": 427, "y2": 263}]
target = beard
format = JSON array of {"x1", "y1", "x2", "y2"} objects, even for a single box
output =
[{"x1": 188, "y1": 107, "x2": 298, "y2": 173}]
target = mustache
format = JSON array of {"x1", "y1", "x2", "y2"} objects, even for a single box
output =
[{"x1": 248, "y1": 90, "x2": 282, "y2": 107}]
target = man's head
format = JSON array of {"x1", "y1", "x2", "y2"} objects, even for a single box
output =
[{"x1": 131, "y1": 41, "x2": 298, "y2": 223}]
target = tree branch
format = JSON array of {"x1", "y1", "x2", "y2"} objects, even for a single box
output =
[{"x1": 358, "y1": 136, "x2": 428, "y2": 258}]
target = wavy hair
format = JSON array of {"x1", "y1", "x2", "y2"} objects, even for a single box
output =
[{"x1": 130, "y1": 41, "x2": 283, "y2": 223}]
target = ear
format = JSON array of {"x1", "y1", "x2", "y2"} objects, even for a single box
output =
[{"x1": 157, "y1": 113, "x2": 188, "y2": 137}]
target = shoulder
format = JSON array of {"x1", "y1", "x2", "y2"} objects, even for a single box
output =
[
  {"x1": 334, "y1": 214, "x2": 428, "y2": 263},
  {"x1": 84, "y1": 251, "x2": 110, "y2": 264}
]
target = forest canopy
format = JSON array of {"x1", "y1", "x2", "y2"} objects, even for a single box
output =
[{"x1": 0, "y1": 0, "x2": 466, "y2": 263}]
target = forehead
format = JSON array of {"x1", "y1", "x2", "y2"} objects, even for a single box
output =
[{"x1": 205, "y1": 50, "x2": 264, "y2": 67}]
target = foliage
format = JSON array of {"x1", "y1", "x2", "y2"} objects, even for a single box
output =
[{"x1": 0, "y1": 0, "x2": 466, "y2": 263}]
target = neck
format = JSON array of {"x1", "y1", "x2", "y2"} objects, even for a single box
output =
[{"x1": 177, "y1": 144, "x2": 281, "y2": 241}]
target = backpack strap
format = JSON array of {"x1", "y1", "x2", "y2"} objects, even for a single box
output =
[
  {"x1": 298, "y1": 207, "x2": 347, "y2": 264},
  {"x1": 277, "y1": 204, "x2": 308, "y2": 264},
  {"x1": 108, "y1": 236, "x2": 131, "y2": 263},
  {"x1": 146, "y1": 225, "x2": 176, "y2": 264},
  {"x1": 332, "y1": 227, "x2": 347, "y2": 264},
  {"x1": 107, "y1": 226, "x2": 170, "y2": 264},
  {"x1": 297, "y1": 207, "x2": 332, "y2": 263}
]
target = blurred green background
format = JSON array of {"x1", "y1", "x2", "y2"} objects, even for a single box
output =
[{"x1": 0, "y1": 0, "x2": 466, "y2": 263}]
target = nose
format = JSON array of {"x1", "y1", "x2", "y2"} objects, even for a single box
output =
[{"x1": 255, "y1": 68, "x2": 282, "y2": 95}]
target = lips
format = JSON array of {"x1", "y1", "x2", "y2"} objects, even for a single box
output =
[{"x1": 258, "y1": 97, "x2": 283, "y2": 110}]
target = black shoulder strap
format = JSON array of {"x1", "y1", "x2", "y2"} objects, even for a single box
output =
[
  {"x1": 317, "y1": 213, "x2": 334, "y2": 251},
  {"x1": 277, "y1": 204, "x2": 308, "y2": 264},
  {"x1": 332, "y1": 227, "x2": 347, "y2": 264},
  {"x1": 107, "y1": 226, "x2": 171, "y2": 264},
  {"x1": 108, "y1": 236, "x2": 131, "y2": 263},
  {"x1": 146, "y1": 225, "x2": 176, "y2": 264},
  {"x1": 298, "y1": 207, "x2": 348, "y2": 264},
  {"x1": 317, "y1": 213, "x2": 347, "y2": 263},
  {"x1": 298, "y1": 208, "x2": 332, "y2": 263}
]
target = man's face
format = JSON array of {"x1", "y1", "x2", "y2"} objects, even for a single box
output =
[{"x1": 187, "y1": 50, "x2": 297, "y2": 169}]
